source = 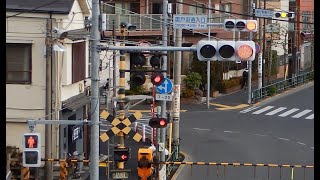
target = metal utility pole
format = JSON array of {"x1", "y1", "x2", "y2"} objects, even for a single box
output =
[
  {"x1": 45, "y1": 15, "x2": 53, "y2": 180},
  {"x1": 206, "y1": 0, "x2": 212, "y2": 109},
  {"x1": 262, "y1": 0, "x2": 266, "y2": 86},
  {"x1": 90, "y1": 0, "x2": 100, "y2": 178},
  {"x1": 247, "y1": 0, "x2": 255, "y2": 104},
  {"x1": 160, "y1": 0, "x2": 168, "y2": 174},
  {"x1": 258, "y1": 0, "x2": 263, "y2": 89},
  {"x1": 112, "y1": 20, "x2": 117, "y2": 117},
  {"x1": 172, "y1": 0, "x2": 182, "y2": 156}
]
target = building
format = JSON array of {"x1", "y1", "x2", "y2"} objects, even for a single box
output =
[{"x1": 6, "y1": 0, "x2": 92, "y2": 168}]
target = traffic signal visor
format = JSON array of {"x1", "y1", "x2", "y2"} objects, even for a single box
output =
[
  {"x1": 196, "y1": 40, "x2": 218, "y2": 61},
  {"x1": 235, "y1": 41, "x2": 256, "y2": 61},
  {"x1": 217, "y1": 41, "x2": 235, "y2": 61},
  {"x1": 224, "y1": 19, "x2": 235, "y2": 31}
]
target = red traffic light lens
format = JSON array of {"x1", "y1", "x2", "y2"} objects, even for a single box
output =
[
  {"x1": 121, "y1": 154, "x2": 128, "y2": 160},
  {"x1": 237, "y1": 44, "x2": 253, "y2": 60},
  {"x1": 160, "y1": 119, "x2": 166, "y2": 126},
  {"x1": 25, "y1": 135, "x2": 38, "y2": 148},
  {"x1": 154, "y1": 76, "x2": 161, "y2": 83},
  {"x1": 151, "y1": 73, "x2": 164, "y2": 86}
]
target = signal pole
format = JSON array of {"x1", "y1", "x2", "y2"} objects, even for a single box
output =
[
  {"x1": 90, "y1": 0, "x2": 100, "y2": 178},
  {"x1": 206, "y1": 0, "x2": 212, "y2": 109},
  {"x1": 248, "y1": 0, "x2": 255, "y2": 104},
  {"x1": 160, "y1": 0, "x2": 168, "y2": 176}
]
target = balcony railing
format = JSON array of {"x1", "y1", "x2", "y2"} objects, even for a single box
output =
[{"x1": 105, "y1": 13, "x2": 231, "y2": 31}]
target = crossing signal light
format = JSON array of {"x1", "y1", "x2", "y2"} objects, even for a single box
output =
[
  {"x1": 113, "y1": 147, "x2": 130, "y2": 162},
  {"x1": 197, "y1": 40, "x2": 256, "y2": 61},
  {"x1": 224, "y1": 19, "x2": 258, "y2": 32},
  {"x1": 149, "y1": 117, "x2": 168, "y2": 128},
  {"x1": 274, "y1": 11, "x2": 295, "y2": 19},
  {"x1": 150, "y1": 55, "x2": 164, "y2": 68},
  {"x1": 151, "y1": 72, "x2": 165, "y2": 86},
  {"x1": 23, "y1": 133, "x2": 41, "y2": 167}
]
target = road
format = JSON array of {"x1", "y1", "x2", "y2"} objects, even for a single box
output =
[{"x1": 177, "y1": 84, "x2": 314, "y2": 180}]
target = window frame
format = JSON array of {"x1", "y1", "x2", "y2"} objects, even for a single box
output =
[{"x1": 6, "y1": 43, "x2": 32, "y2": 84}]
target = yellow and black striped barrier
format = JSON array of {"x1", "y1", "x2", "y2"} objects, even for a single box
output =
[
  {"x1": 41, "y1": 158, "x2": 113, "y2": 167},
  {"x1": 153, "y1": 161, "x2": 314, "y2": 168},
  {"x1": 21, "y1": 167, "x2": 30, "y2": 179}
]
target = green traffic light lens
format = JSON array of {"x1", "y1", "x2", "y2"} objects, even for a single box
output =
[{"x1": 200, "y1": 45, "x2": 216, "y2": 59}]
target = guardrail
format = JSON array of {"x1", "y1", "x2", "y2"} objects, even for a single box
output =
[{"x1": 251, "y1": 71, "x2": 314, "y2": 103}]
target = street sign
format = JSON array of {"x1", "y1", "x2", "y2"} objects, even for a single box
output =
[
  {"x1": 254, "y1": 9, "x2": 274, "y2": 18},
  {"x1": 173, "y1": 15, "x2": 208, "y2": 29},
  {"x1": 255, "y1": 43, "x2": 261, "y2": 53},
  {"x1": 111, "y1": 169, "x2": 130, "y2": 179},
  {"x1": 155, "y1": 94, "x2": 173, "y2": 101},
  {"x1": 156, "y1": 78, "x2": 173, "y2": 94},
  {"x1": 266, "y1": 23, "x2": 280, "y2": 33}
]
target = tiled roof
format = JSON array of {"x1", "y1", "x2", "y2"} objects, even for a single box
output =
[
  {"x1": 62, "y1": 93, "x2": 91, "y2": 111},
  {"x1": 6, "y1": 0, "x2": 74, "y2": 14}
]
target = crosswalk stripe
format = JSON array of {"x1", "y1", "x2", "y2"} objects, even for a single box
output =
[
  {"x1": 305, "y1": 114, "x2": 314, "y2": 119},
  {"x1": 240, "y1": 106, "x2": 261, "y2": 113},
  {"x1": 278, "y1": 108, "x2": 299, "y2": 117},
  {"x1": 265, "y1": 107, "x2": 287, "y2": 115},
  {"x1": 252, "y1": 106, "x2": 274, "y2": 114},
  {"x1": 292, "y1": 110, "x2": 313, "y2": 118}
]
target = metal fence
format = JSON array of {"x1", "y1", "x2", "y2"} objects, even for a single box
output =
[
  {"x1": 105, "y1": 13, "x2": 230, "y2": 31},
  {"x1": 251, "y1": 71, "x2": 314, "y2": 103}
]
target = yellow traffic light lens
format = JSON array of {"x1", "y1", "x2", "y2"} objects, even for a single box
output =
[
  {"x1": 237, "y1": 45, "x2": 253, "y2": 60},
  {"x1": 281, "y1": 12, "x2": 287, "y2": 18},
  {"x1": 246, "y1": 21, "x2": 256, "y2": 31}
]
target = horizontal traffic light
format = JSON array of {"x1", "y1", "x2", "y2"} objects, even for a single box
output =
[
  {"x1": 197, "y1": 40, "x2": 256, "y2": 61},
  {"x1": 274, "y1": 11, "x2": 295, "y2": 19},
  {"x1": 149, "y1": 117, "x2": 168, "y2": 128},
  {"x1": 224, "y1": 19, "x2": 258, "y2": 32},
  {"x1": 113, "y1": 147, "x2": 130, "y2": 162}
]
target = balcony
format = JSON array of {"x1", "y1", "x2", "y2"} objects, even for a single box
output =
[{"x1": 105, "y1": 13, "x2": 231, "y2": 31}]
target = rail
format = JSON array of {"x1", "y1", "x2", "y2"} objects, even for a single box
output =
[{"x1": 251, "y1": 71, "x2": 314, "y2": 103}]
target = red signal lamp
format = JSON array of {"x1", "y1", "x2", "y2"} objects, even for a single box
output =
[
  {"x1": 149, "y1": 118, "x2": 168, "y2": 128},
  {"x1": 151, "y1": 73, "x2": 164, "y2": 86}
]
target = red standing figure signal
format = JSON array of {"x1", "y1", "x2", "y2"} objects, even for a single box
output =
[{"x1": 25, "y1": 136, "x2": 37, "y2": 148}]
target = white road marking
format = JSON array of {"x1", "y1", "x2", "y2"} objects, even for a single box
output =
[
  {"x1": 252, "y1": 133, "x2": 268, "y2": 137},
  {"x1": 265, "y1": 107, "x2": 287, "y2": 115},
  {"x1": 305, "y1": 114, "x2": 314, "y2": 120},
  {"x1": 296, "y1": 142, "x2": 306, "y2": 146},
  {"x1": 252, "y1": 106, "x2": 274, "y2": 114},
  {"x1": 311, "y1": 147, "x2": 314, "y2": 149},
  {"x1": 278, "y1": 108, "x2": 300, "y2": 117},
  {"x1": 223, "y1": 131, "x2": 240, "y2": 133},
  {"x1": 292, "y1": 110, "x2": 313, "y2": 118},
  {"x1": 278, "y1": 137, "x2": 290, "y2": 141},
  {"x1": 240, "y1": 106, "x2": 260, "y2": 113},
  {"x1": 193, "y1": 128, "x2": 211, "y2": 131}
]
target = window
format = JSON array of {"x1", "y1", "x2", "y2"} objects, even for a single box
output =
[
  {"x1": 6, "y1": 43, "x2": 32, "y2": 84},
  {"x1": 72, "y1": 42, "x2": 86, "y2": 83},
  {"x1": 189, "y1": 3, "x2": 206, "y2": 14},
  {"x1": 302, "y1": 11, "x2": 311, "y2": 31}
]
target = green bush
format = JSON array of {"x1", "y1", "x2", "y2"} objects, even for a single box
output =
[
  {"x1": 182, "y1": 89, "x2": 194, "y2": 98},
  {"x1": 220, "y1": 77, "x2": 241, "y2": 91},
  {"x1": 184, "y1": 72, "x2": 202, "y2": 90},
  {"x1": 267, "y1": 85, "x2": 277, "y2": 96}
]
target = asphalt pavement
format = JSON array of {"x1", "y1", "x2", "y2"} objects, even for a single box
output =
[{"x1": 177, "y1": 82, "x2": 314, "y2": 180}]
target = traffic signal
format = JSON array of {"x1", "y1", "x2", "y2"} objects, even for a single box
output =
[
  {"x1": 23, "y1": 133, "x2": 41, "y2": 167},
  {"x1": 223, "y1": 19, "x2": 258, "y2": 32},
  {"x1": 149, "y1": 117, "x2": 168, "y2": 128},
  {"x1": 274, "y1": 11, "x2": 295, "y2": 19},
  {"x1": 113, "y1": 147, "x2": 130, "y2": 162},
  {"x1": 197, "y1": 40, "x2": 256, "y2": 61},
  {"x1": 150, "y1": 55, "x2": 163, "y2": 68},
  {"x1": 130, "y1": 53, "x2": 147, "y2": 86},
  {"x1": 137, "y1": 148, "x2": 153, "y2": 179},
  {"x1": 150, "y1": 72, "x2": 165, "y2": 86}
]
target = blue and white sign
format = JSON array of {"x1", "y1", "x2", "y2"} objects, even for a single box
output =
[
  {"x1": 254, "y1": 9, "x2": 274, "y2": 18},
  {"x1": 173, "y1": 15, "x2": 208, "y2": 29},
  {"x1": 156, "y1": 78, "x2": 173, "y2": 94}
]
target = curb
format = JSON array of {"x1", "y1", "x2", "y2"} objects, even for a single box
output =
[{"x1": 171, "y1": 151, "x2": 190, "y2": 180}]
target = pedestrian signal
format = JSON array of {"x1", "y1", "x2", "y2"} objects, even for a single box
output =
[
  {"x1": 24, "y1": 133, "x2": 40, "y2": 149},
  {"x1": 23, "y1": 133, "x2": 41, "y2": 167}
]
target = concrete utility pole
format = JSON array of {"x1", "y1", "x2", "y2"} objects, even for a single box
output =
[
  {"x1": 112, "y1": 20, "x2": 117, "y2": 117},
  {"x1": 90, "y1": 0, "x2": 100, "y2": 178},
  {"x1": 247, "y1": 0, "x2": 255, "y2": 104},
  {"x1": 160, "y1": 0, "x2": 168, "y2": 174},
  {"x1": 172, "y1": 0, "x2": 182, "y2": 156},
  {"x1": 45, "y1": 14, "x2": 53, "y2": 180},
  {"x1": 262, "y1": 0, "x2": 266, "y2": 86},
  {"x1": 206, "y1": 0, "x2": 212, "y2": 109}
]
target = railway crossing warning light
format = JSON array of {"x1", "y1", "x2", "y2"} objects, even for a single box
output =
[
  {"x1": 137, "y1": 148, "x2": 153, "y2": 179},
  {"x1": 150, "y1": 54, "x2": 165, "y2": 86},
  {"x1": 149, "y1": 117, "x2": 168, "y2": 128},
  {"x1": 23, "y1": 133, "x2": 41, "y2": 167},
  {"x1": 274, "y1": 11, "x2": 295, "y2": 19},
  {"x1": 150, "y1": 72, "x2": 165, "y2": 86},
  {"x1": 113, "y1": 147, "x2": 130, "y2": 162},
  {"x1": 197, "y1": 40, "x2": 256, "y2": 61},
  {"x1": 224, "y1": 19, "x2": 258, "y2": 32},
  {"x1": 130, "y1": 53, "x2": 147, "y2": 86}
]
